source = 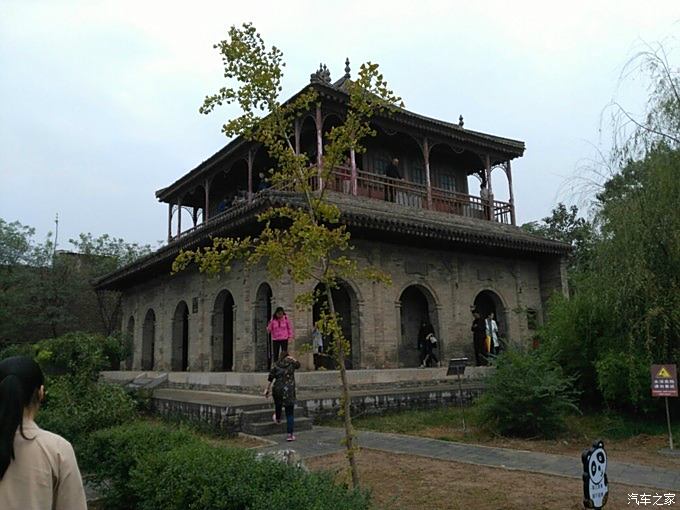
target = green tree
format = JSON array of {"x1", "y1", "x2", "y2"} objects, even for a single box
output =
[
  {"x1": 173, "y1": 23, "x2": 401, "y2": 487},
  {"x1": 542, "y1": 42, "x2": 680, "y2": 411},
  {"x1": 522, "y1": 203, "x2": 595, "y2": 275},
  {"x1": 0, "y1": 220, "x2": 152, "y2": 343}
]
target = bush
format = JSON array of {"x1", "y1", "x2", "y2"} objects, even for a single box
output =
[
  {"x1": 474, "y1": 348, "x2": 580, "y2": 438},
  {"x1": 38, "y1": 377, "x2": 137, "y2": 451},
  {"x1": 88, "y1": 421, "x2": 370, "y2": 510},
  {"x1": 84, "y1": 422, "x2": 200, "y2": 510},
  {"x1": 596, "y1": 350, "x2": 651, "y2": 412},
  {"x1": 131, "y1": 441, "x2": 370, "y2": 510}
]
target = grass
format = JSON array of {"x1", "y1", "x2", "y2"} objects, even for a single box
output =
[{"x1": 324, "y1": 404, "x2": 680, "y2": 444}]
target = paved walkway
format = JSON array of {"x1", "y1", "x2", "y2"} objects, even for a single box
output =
[{"x1": 258, "y1": 426, "x2": 680, "y2": 491}]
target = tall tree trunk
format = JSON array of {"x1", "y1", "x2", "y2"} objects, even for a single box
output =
[{"x1": 324, "y1": 286, "x2": 360, "y2": 488}]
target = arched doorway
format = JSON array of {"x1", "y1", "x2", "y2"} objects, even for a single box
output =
[
  {"x1": 172, "y1": 301, "x2": 190, "y2": 371},
  {"x1": 125, "y1": 316, "x2": 134, "y2": 370},
  {"x1": 141, "y1": 309, "x2": 155, "y2": 371},
  {"x1": 213, "y1": 290, "x2": 235, "y2": 371},
  {"x1": 473, "y1": 290, "x2": 507, "y2": 342},
  {"x1": 313, "y1": 281, "x2": 360, "y2": 369},
  {"x1": 399, "y1": 285, "x2": 438, "y2": 367},
  {"x1": 253, "y1": 283, "x2": 273, "y2": 371}
]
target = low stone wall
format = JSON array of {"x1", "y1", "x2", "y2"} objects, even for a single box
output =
[
  {"x1": 304, "y1": 385, "x2": 485, "y2": 421},
  {"x1": 102, "y1": 367, "x2": 491, "y2": 395},
  {"x1": 150, "y1": 397, "x2": 243, "y2": 434}
]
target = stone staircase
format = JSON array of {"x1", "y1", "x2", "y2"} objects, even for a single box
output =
[{"x1": 240, "y1": 403, "x2": 313, "y2": 436}]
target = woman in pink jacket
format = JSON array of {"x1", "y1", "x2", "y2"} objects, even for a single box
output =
[{"x1": 267, "y1": 307, "x2": 294, "y2": 362}]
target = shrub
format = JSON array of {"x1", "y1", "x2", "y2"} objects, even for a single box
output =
[
  {"x1": 596, "y1": 349, "x2": 651, "y2": 412},
  {"x1": 474, "y1": 348, "x2": 580, "y2": 438},
  {"x1": 84, "y1": 422, "x2": 201, "y2": 510},
  {"x1": 38, "y1": 376, "x2": 137, "y2": 451},
  {"x1": 131, "y1": 440, "x2": 370, "y2": 510}
]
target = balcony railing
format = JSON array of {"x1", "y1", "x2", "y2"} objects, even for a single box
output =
[
  {"x1": 169, "y1": 166, "x2": 514, "y2": 242},
  {"x1": 318, "y1": 166, "x2": 514, "y2": 224}
]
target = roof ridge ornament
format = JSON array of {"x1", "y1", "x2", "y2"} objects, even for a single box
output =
[
  {"x1": 344, "y1": 57, "x2": 351, "y2": 79},
  {"x1": 459, "y1": 115, "x2": 464, "y2": 128},
  {"x1": 310, "y1": 63, "x2": 331, "y2": 84}
]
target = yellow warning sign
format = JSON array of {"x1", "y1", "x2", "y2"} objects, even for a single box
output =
[{"x1": 657, "y1": 367, "x2": 672, "y2": 378}]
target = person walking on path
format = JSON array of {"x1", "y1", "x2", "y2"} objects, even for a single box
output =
[
  {"x1": 423, "y1": 332, "x2": 440, "y2": 367},
  {"x1": 0, "y1": 356, "x2": 87, "y2": 510},
  {"x1": 264, "y1": 351, "x2": 301, "y2": 442},
  {"x1": 471, "y1": 310, "x2": 487, "y2": 366},
  {"x1": 267, "y1": 307, "x2": 294, "y2": 363}
]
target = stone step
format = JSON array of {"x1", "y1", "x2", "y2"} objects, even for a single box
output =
[
  {"x1": 241, "y1": 406, "x2": 306, "y2": 423},
  {"x1": 243, "y1": 416, "x2": 313, "y2": 436}
]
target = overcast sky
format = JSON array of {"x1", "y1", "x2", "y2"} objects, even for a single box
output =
[{"x1": 1, "y1": 1, "x2": 678, "y2": 247}]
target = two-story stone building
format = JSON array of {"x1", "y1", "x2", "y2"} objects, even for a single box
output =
[{"x1": 95, "y1": 61, "x2": 569, "y2": 373}]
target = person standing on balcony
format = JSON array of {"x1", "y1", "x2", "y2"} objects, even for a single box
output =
[
  {"x1": 267, "y1": 307, "x2": 294, "y2": 362},
  {"x1": 385, "y1": 157, "x2": 402, "y2": 202}
]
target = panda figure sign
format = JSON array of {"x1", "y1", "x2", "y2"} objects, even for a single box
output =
[{"x1": 582, "y1": 440, "x2": 609, "y2": 509}]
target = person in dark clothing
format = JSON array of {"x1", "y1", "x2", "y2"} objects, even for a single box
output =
[
  {"x1": 418, "y1": 320, "x2": 435, "y2": 367},
  {"x1": 384, "y1": 157, "x2": 402, "y2": 202},
  {"x1": 264, "y1": 351, "x2": 301, "y2": 442},
  {"x1": 471, "y1": 311, "x2": 487, "y2": 366},
  {"x1": 423, "y1": 333, "x2": 439, "y2": 367}
]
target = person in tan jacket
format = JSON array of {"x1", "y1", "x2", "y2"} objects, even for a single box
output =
[{"x1": 0, "y1": 356, "x2": 87, "y2": 510}]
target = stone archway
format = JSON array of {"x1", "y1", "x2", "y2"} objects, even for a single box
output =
[
  {"x1": 313, "y1": 280, "x2": 360, "y2": 369},
  {"x1": 473, "y1": 289, "x2": 507, "y2": 342},
  {"x1": 212, "y1": 290, "x2": 235, "y2": 371},
  {"x1": 398, "y1": 285, "x2": 439, "y2": 367},
  {"x1": 141, "y1": 309, "x2": 155, "y2": 371},
  {"x1": 171, "y1": 301, "x2": 190, "y2": 371},
  {"x1": 125, "y1": 316, "x2": 134, "y2": 370},
  {"x1": 253, "y1": 283, "x2": 273, "y2": 371}
]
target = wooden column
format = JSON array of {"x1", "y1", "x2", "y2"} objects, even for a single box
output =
[
  {"x1": 294, "y1": 118, "x2": 301, "y2": 155},
  {"x1": 506, "y1": 160, "x2": 516, "y2": 225},
  {"x1": 315, "y1": 104, "x2": 323, "y2": 191},
  {"x1": 423, "y1": 138, "x2": 432, "y2": 209},
  {"x1": 167, "y1": 203, "x2": 172, "y2": 243},
  {"x1": 204, "y1": 178, "x2": 210, "y2": 223},
  {"x1": 485, "y1": 155, "x2": 494, "y2": 221},
  {"x1": 350, "y1": 148, "x2": 357, "y2": 195},
  {"x1": 247, "y1": 149, "x2": 254, "y2": 201},
  {"x1": 176, "y1": 199, "x2": 182, "y2": 238},
  {"x1": 192, "y1": 207, "x2": 198, "y2": 227}
]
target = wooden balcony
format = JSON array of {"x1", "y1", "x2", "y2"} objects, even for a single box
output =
[
  {"x1": 168, "y1": 166, "x2": 514, "y2": 242},
  {"x1": 317, "y1": 166, "x2": 514, "y2": 224}
]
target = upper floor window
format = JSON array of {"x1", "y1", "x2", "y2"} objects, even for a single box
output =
[
  {"x1": 438, "y1": 173, "x2": 457, "y2": 192},
  {"x1": 367, "y1": 149, "x2": 391, "y2": 175},
  {"x1": 410, "y1": 164, "x2": 425, "y2": 185}
]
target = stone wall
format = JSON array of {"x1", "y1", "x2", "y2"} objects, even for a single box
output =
[{"x1": 120, "y1": 239, "x2": 565, "y2": 372}]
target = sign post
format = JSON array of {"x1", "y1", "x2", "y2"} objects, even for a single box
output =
[
  {"x1": 651, "y1": 364, "x2": 678, "y2": 451},
  {"x1": 447, "y1": 357, "x2": 468, "y2": 433}
]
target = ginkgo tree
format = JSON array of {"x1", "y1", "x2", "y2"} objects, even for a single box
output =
[{"x1": 172, "y1": 23, "x2": 402, "y2": 487}]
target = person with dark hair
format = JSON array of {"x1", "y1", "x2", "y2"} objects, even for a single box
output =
[
  {"x1": 0, "y1": 356, "x2": 87, "y2": 510},
  {"x1": 471, "y1": 310, "x2": 487, "y2": 366},
  {"x1": 384, "y1": 157, "x2": 402, "y2": 202},
  {"x1": 264, "y1": 351, "x2": 301, "y2": 442},
  {"x1": 267, "y1": 307, "x2": 294, "y2": 362}
]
